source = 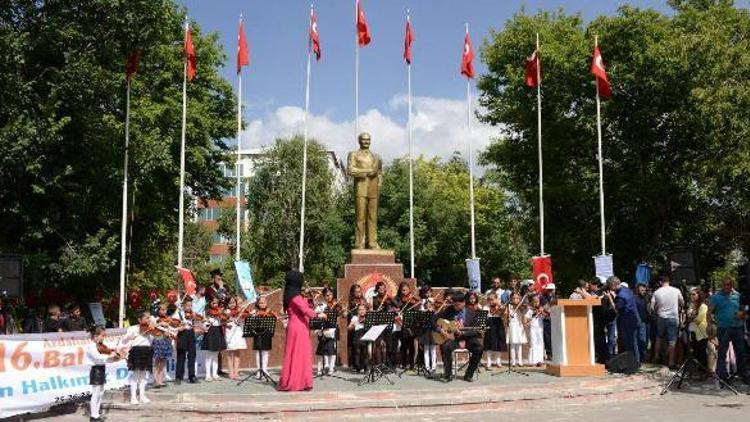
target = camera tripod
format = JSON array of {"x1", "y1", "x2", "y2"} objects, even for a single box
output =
[{"x1": 661, "y1": 343, "x2": 738, "y2": 395}]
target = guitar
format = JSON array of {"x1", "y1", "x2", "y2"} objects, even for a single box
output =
[{"x1": 431, "y1": 318, "x2": 477, "y2": 345}]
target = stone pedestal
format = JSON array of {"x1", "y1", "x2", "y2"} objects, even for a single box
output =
[{"x1": 336, "y1": 249, "x2": 415, "y2": 366}]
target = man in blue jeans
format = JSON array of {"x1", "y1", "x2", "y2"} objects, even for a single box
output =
[{"x1": 709, "y1": 277, "x2": 747, "y2": 382}]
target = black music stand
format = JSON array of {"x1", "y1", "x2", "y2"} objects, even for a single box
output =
[
  {"x1": 454, "y1": 310, "x2": 489, "y2": 377},
  {"x1": 399, "y1": 310, "x2": 434, "y2": 378},
  {"x1": 309, "y1": 309, "x2": 346, "y2": 380},
  {"x1": 237, "y1": 315, "x2": 277, "y2": 386},
  {"x1": 358, "y1": 311, "x2": 396, "y2": 386}
]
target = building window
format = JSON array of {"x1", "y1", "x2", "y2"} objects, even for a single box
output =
[
  {"x1": 209, "y1": 254, "x2": 225, "y2": 264},
  {"x1": 197, "y1": 207, "x2": 224, "y2": 221}
]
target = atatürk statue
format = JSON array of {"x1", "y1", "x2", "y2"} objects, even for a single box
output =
[{"x1": 347, "y1": 132, "x2": 382, "y2": 249}]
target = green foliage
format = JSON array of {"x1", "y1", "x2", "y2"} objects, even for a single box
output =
[
  {"x1": 0, "y1": 0, "x2": 236, "y2": 300},
  {"x1": 241, "y1": 137, "x2": 349, "y2": 288},
  {"x1": 379, "y1": 155, "x2": 529, "y2": 287},
  {"x1": 477, "y1": 2, "x2": 750, "y2": 288}
]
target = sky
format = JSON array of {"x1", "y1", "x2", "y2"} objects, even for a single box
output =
[{"x1": 176, "y1": 0, "x2": 675, "y2": 165}]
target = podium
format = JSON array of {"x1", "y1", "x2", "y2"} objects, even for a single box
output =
[{"x1": 546, "y1": 298, "x2": 605, "y2": 377}]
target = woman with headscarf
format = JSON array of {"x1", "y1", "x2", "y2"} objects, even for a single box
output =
[{"x1": 278, "y1": 270, "x2": 327, "y2": 391}]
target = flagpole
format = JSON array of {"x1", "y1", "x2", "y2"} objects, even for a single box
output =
[
  {"x1": 466, "y1": 23, "x2": 476, "y2": 260},
  {"x1": 595, "y1": 35, "x2": 606, "y2": 255},
  {"x1": 354, "y1": 0, "x2": 359, "y2": 138},
  {"x1": 536, "y1": 32, "x2": 545, "y2": 256},
  {"x1": 299, "y1": 4, "x2": 313, "y2": 273},
  {"x1": 177, "y1": 19, "x2": 188, "y2": 270},
  {"x1": 407, "y1": 11, "x2": 415, "y2": 278},
  {"x1": 118, "y1": 78, "x2": 131, "y2": 328},
  {"x1": 235, "y1": 17, "x2": 243, "y2": 262}
]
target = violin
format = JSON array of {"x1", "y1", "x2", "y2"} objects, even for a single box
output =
[
  {"x1": 139, "y1": 321, "x2": 162, "y2": 336},
  {"x1": 96, "y1": 341, "x2": 123, "y2": 360},
  {"x1": 207, "y1": 307, "x2": 230, "y2": 323},
  {"x1": 255, "y1": 309, "x2": 278, "y2": 318},
  {"x1": 183, "y1": 309, "x2": 204, "y2": 321}
]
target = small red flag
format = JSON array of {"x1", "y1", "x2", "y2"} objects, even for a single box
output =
[
  {"x1": 532, "y1": 256, "x2": 554, "y2": 293},
  {"x1": 357, "y1": 0, "x2": 371, "y2": 47},
  {"x1": 125, "y1": 49, "x2": 142, "y2": 81},
  {"x1": 310, "y1": 7, "x2": 321, "y2": 61},
  {"x1": 184, "y1": 24, "x2": 196, "y2": 81},
  {"x1": 525, "y1": 49, "x2": 541, "y2": 88},
  {"x1": 404, "y1": 17, "x2": 414, "y2": 64},
  {"x1": 178, "y1": 267, "x2": 197, "y2": 296},
  {"x1": 237, "y1": 19, "x2": 249, "y2": 74},
  {"x1": 461, "y1": 31, "x2": 475, "y2": 79},
  {"x1": 591, "y1": 43, "x2": 612, "y2": 99}
]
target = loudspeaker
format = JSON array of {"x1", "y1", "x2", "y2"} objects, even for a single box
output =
[
  {"x1": 668, "y1": 249, "x2": 698, "y2": 286},
  {"x1": 0, "y1": 255, "x2": 23, "y2": 298},
  {"x1": 606, "y1": 351, "x2": 639, "y2": 374}
]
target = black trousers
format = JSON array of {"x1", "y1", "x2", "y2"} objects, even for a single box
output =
[
  {"x1": 593, "y1": 321, "x2": 609, "y2": 364},
  {"x1": 440, "y1": 337, "x2": 483, "y2": 378},
  {"x1": 400, "y1": 331, "x2": 416, "y2": 369},
  {"x1": 175, "y1": 331, "x2": 196, "y2": 380},
  {"x1": 543, "y1": 319, "x2": 552, "y2": 359}
]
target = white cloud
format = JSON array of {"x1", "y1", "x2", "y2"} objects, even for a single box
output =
[{"x1": 241, "y1": 95, "x2": 502, "y2": 168}]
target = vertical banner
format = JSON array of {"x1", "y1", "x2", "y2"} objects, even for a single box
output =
[
  {"x1": 177, "y1": 267, "x2": 197, "y2": 296},
  {"x1": 234, "y1": 260, "x2": 257, "y2": 303},
  {"x1": 86, "y1": 303, "x2": 105, "y2": 327},
  {"x1": 532, "y1": 255, "x2": 553, "y2": 293},
  {"x1": 594, "y1": 254, "x2": 614, "y2": 282},
  {"x1": 466, "y1": 258, "x2": 481, "y2": 293},
  {"x1": 635, "y1": 263, "x2": 651, "y2": 286}
]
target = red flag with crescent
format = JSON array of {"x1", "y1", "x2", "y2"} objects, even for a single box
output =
[
  {"x1": 178, "y1": 267, "x2": 197, "y2": 296},
  {"x1": 532, "y1": 256, "x2": 553, "y2": 293},
  {"x1": 591, "y1": 44, "x2": 612, "y2": 99},
  {"x1": 461, "y1": 31, "x2": 475, "y2": 79},
  {"x1": 357, "y1": 0, "x2": 371, "y2": 47},
  {"x1": 525, "y1": 49, "x2": 541, "y2": 88},
  {"x1": 310, "y1": 7, "x2": 321, "y2": 60},
  {"x1": 237, "y1": 19, "x2": 249, "y2": 73},
  {"x1": 404, "y1": 17, "x2": 414, "y2": 64},
  {"x1": 184, "y1": 24, "x2": 196, "y2": 81}
]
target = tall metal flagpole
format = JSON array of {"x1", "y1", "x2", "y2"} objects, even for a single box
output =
[
  {"x1": 595, "y1": 35, "x2": 606, "y2": 255},
  {"x1": 236, "y1": 16, "x2": 243, "y2": 261},
  {"x1": 354, "y1": 0, "x2": 359, "y2": 138},
  {"x1": 536, "y1": 33, "x2": 545, "y2": 256},
  {"x1": 466, "y1": 23, "x2": 476, "y2": 260},
  {"x1": 118, "y1": 78, "x2": 131, "y2": 328},
  {"x1": 177, "y1": 19, "x2": 188, "y2": 270},
  {"x1": 299, "y1": 4, "x2": 313, "y2": 273},
  {"x1": 407, "y1": 11, "x2": 415, "y2": 277}
]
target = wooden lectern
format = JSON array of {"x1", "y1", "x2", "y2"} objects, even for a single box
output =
[{"x1": 546, "y1": 298, "x2": 606, "y2": 377}]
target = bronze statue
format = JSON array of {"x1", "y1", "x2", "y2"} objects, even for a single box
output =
[{"x1": 347, "y1": 132, "x2": 382, "y2": 249}]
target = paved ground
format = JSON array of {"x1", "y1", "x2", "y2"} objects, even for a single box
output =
[{"x1": 13, "y1": 365, "x2": 749, "y2": 421}]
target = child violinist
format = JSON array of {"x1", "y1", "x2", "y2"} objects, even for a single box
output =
[
  {"x1": 86, "y1": 326, "x2": 121, "y2": 421},
  {"x1": 505, "y1": 292, "x2": 528, "y2": 367},
  {"x1": 120, "y1": 310, "x2": 156, "y2": 404},
  {"x1": 346, "y1": 284, "x2": 366, "y2": 368},
  {"x1": 347, "y1": 303, "x2": 368, "y2": 373},
  {"x1": 526, "y1": 294, "x2": 545, "y2": 366},
  {"x1": 250, "y1": 295, "x2": 276, "y2": 378},
  {"x1": 224, "y1": 296, "x2": 248, "y2": 380},
  {"x1": 315, "y1": 287, "x2": 340, "y2": 376},
  {"x1": 152, "y1": 303, "x2": 178, "y2": 388},
  {"x1": 202, "y1": 298, "x2": 228, "y2": 381},
  {"x1": 417, "y1": 285, "x2": 438, "y2": 374},
  {"x1": 483, "y1": 292, "x2": 507, "y2": 368}
]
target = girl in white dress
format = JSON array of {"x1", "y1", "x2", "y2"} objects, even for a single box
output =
[
  {"x1": 527, "y1": 295, "x2": 545, "y2": 366},
  {"x1": 505, "y1": 292, "x2": 528, "y2": 366},
  {"x1": 224, "y1": 296, "x2": 248, "y2": 380}
]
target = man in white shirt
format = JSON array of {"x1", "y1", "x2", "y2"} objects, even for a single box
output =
[
  {"x1": 649, "y1": 275, "x2": 684, "y2": 368},
  {"x1": 485, "y1": 276, "x2": 504, "y2": 298}
]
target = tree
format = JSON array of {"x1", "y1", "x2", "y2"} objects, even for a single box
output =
[
  {"x1": 379, "y1": 155, "x2": 529, "y2": 287},
  {"x1": 0, "y1": 0, "x2": 236, "y2": 299},
  {"x1": 477, "y1": 1, "x2": 750, "y2": 288},
  {"x1": 238, "y1": 137, "x2": 349, "y2": 287}
]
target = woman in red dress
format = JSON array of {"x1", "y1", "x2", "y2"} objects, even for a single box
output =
[{"x1": 278, "y1": 271, "x2": 327, "y2": 391}]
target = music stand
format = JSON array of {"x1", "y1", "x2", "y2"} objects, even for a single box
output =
[
  {"x1": 456, "y1": 310, "x2": 488, "y2": 376},
  {"x1": 309, "y1": 310, "x2": 346, "y2": 380},
  {"x1": 358, "y1": 311, "x2": 396, "y2": 386},
  {"x1": 399, "y1": 310, "x2": 434, "y2": 378},
  {"x1": 237, "y1": 315, "x2": 277, "y2": 386}
]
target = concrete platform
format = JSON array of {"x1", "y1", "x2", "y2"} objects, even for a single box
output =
[{"x1": 102, "y1": 368, "x2": 663, "y2": 419}]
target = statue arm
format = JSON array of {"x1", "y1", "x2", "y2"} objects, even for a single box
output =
[{"x1": 347, "y1": 152, "x2": 368, "y2": 178}]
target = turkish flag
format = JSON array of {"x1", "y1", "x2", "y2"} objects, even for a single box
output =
[
  {"x1": 184, "y1": 24, "x2": 196, "y2": 81},
  {"x1": 126, "y1": 49, "x2": 141, "y2": 81},
  {"x1": 525, "y1": 49, "x2": 541, "y2": 88},
  {"x1": 237, "y1": 19, "x2": 249, "y2": 74},
  {"x1": 178, "y1": 267, "x2": 197, "y2": 296},
  {"x1": 310, "y1": 7, "x2": 321, "y2": 61},
  {"x1": 461, "y1": 32, "x2": 475, "y2": 78},
  {"x1": 532, "y1": 255, "x2": 553, "y2": 293},
  {"x1": 357, "y1": 0, "x2": 371, "y2": 47},
  {"x1": 404, "y1": 17, "x2": 414, "y2": 64},
  {"x1": 591, "y1": 44, "x2": 612, "y2": 99}
]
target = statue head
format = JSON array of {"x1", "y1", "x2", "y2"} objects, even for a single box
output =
[{"x1": 358, "y1": 132, "x2": 371, "y2": 150}]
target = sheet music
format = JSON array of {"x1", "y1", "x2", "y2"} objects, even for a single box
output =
[{"x1": 360, "y1": 324, "x2": 387, "y2": 342}]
